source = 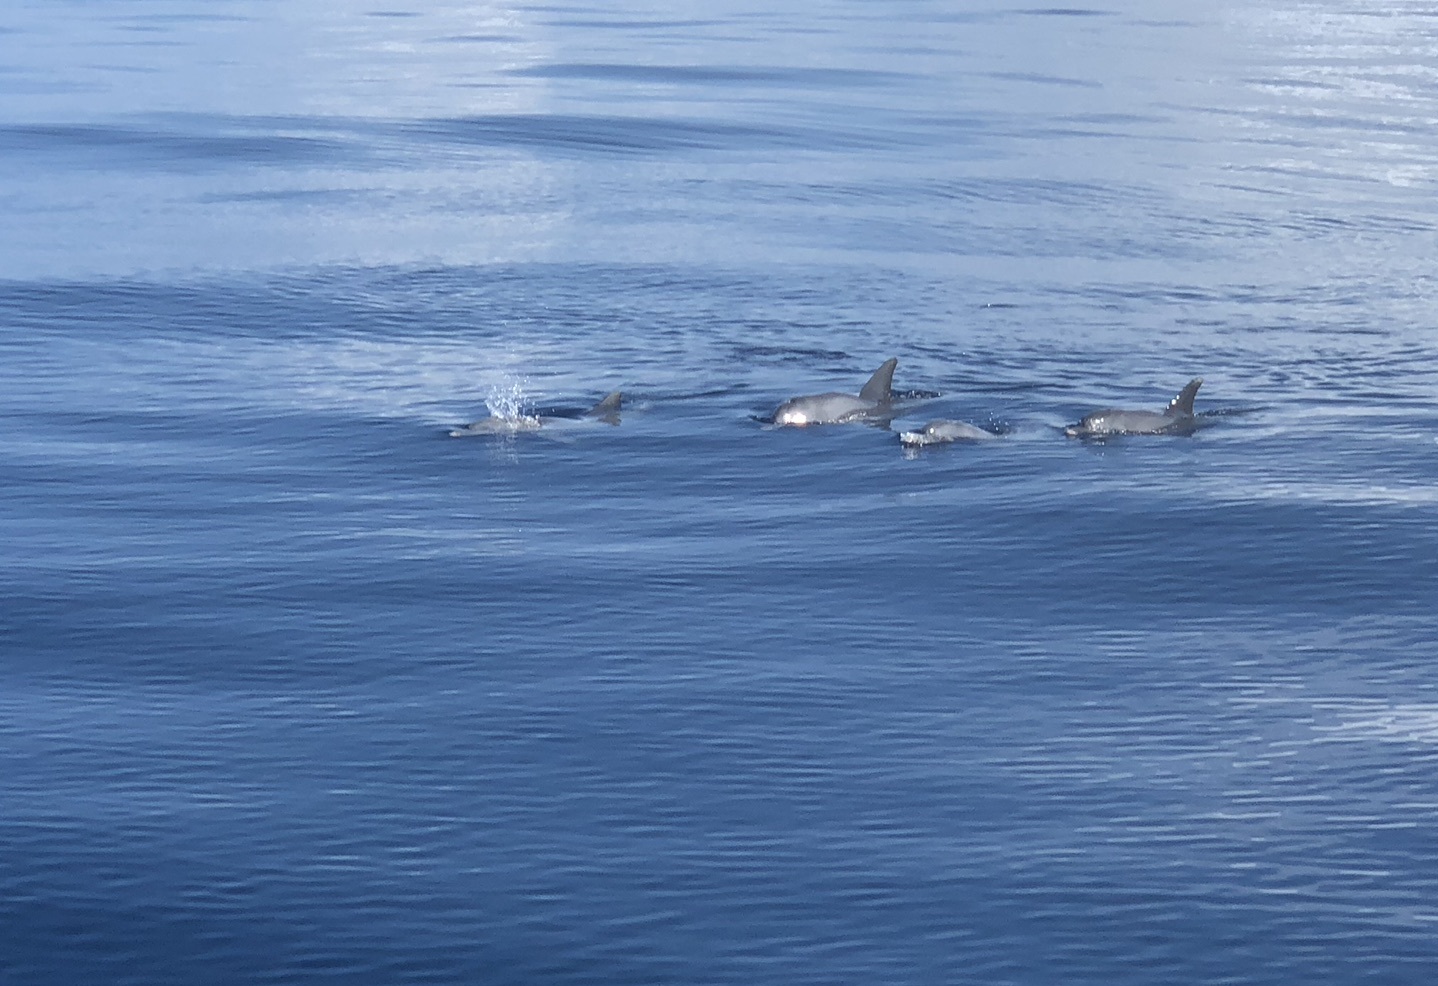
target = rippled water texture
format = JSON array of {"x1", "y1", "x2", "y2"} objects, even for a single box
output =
[{"x1": 3, "y1": 2, "x2": 1438, "y2": 984}]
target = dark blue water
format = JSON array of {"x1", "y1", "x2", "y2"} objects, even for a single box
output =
[{"x1": 4, "y1": 2, "x2": 1438, "y2": 983}]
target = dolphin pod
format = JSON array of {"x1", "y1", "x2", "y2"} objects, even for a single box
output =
[
  {"x1": 767, "y1": 360, "x2": 1207, "y2": 442},
  {"x1": 447, "y1": 363, "x2": 1215, "y2": 445}
]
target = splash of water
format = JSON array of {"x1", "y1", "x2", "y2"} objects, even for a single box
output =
[{"x1": 484, "y1": 374, "x2": 535, "y2": 423}]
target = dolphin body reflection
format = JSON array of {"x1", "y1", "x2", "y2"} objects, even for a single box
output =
[
  {"x1": 772, "y1": 358, "x2": 898, "y2": 427},
  {"x1": 449, "y1": 391, "x2": 622, "y2": 437}
]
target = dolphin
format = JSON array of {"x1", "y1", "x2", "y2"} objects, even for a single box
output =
[
  {"x1": 772, "y1": 358, "x2": 898, "y2": 427},
  {"x1": 1064, "y1": 378, "x2": 1202, "y2": 438},
  {"x1": 449, "y1": 390, "x2": 622, "y2": 437},
  {"x1": 899, "y1": 419, "x2": 1000, "y2": 447}
]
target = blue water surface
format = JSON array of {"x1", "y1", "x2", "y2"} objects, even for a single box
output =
[{"x1": 3, "y1": 1, "x2": 1438, "y2": 983}]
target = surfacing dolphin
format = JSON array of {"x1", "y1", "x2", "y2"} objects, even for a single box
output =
[
  {"x1": 899, "y1": 419, "x2": 1001, "y2": 447},
  {"x1": 1064, "y1": 378, "x2": 1202, "y2": 438},
  {"x1": 772, "y1": 358, "x2": 898, "y2": 427},
  {"x1": 449, "y1": 391, "x2": 622, "y2": 437}
]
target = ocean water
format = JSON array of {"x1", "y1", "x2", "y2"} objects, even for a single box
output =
[{"x1": 3, "y1": 1, "x2": 1438, "y2": 983}]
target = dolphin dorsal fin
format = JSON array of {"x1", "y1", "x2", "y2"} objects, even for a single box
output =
[
  {"x1": 586, "y1": 390, "x2": 623, "y2": 423},
  {"x1": 858, "y1": 358, "x2": 898, "y2": 404},
  {"x1": 1165, "y1": 378, "x2": 1203, "y2": 417}
]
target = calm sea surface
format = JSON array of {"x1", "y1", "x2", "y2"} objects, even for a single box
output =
[{"x1": 3, "y1": 1, "x2": 1438, "y2": 983}]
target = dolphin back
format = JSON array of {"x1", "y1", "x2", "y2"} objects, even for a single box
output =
[
  {"x1": 1165, "y1": 378, "x2": 1202, "y2": 418},
  {"x1": 858, "y1": 358, "x2": 898, "y2": 404},
  {"x1": 900, "y1": 419, "x2": 998, "y2": 446}
]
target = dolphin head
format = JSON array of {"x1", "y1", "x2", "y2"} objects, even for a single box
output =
[
  {"x1": 773, "y1": 398, "x2": 816, "y2": 426},
  {"x1": 1064, "y1": 414, "x2": 1108, "y2": 438},
  {"x1": 772, "y1": 393, "x2": 876, "y2": 426},
  {"x1": 900, "y1": 421, "x2": 953, "y2": 446}
]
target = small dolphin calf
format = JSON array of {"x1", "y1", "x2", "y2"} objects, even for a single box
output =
[
  {"x1": 449, "y1": 391, "x2": 621, "y2": 437},
  {"x1": 899, "y1": 419, "x2": 1000, "y2": 447},
  {"x1": 1064, "y1": 378, "x2": 1202, "y2": 438},
  {"x1": 773, "y1": 358, "x2": 898, "y2": 426}
]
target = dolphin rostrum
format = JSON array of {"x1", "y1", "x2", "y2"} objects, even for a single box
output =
[
  {"x1": 1064, "y1": 378, "x2": 1202, "y2": 438},
  {"x1": 899, "y1": 419, "x2": 1000, "y2": 447},
  {"x1": 772, "y1": 358, "x2": 898, "y2": 427},
  {"x1": 449, "y1": 390, "x2": 622, "y2": 437}
]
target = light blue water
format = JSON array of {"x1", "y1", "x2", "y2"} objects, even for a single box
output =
[{"x1": 4, "y1": 2, "x2": 1438, "y2": 983}]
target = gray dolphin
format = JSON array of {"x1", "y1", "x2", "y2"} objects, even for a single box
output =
[
  {"x1": 899, "y1": 419, "x2": 1000, "y2": 447},
  {"x1": 772, "y1": 358, "x2": 898, "y2": 427},
  {"x1": 1064, "y1": 378, "x2": 1202, "y2": 438},
  {"x1": 449, "y1": 390, "x2": 622, "y2": 437}
]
